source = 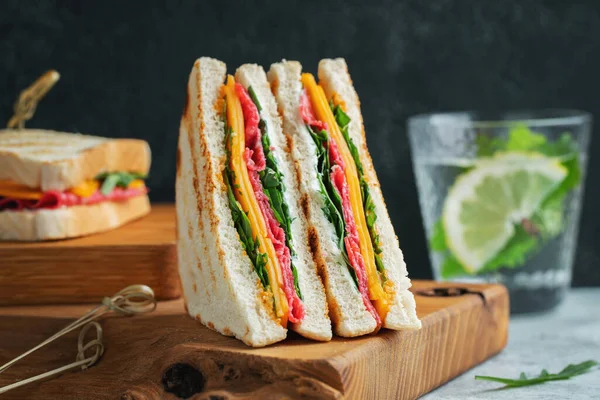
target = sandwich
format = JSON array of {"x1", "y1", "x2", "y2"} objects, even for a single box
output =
[
  {"x1": 0, "y1": 129, "x2": 151, "y2": 241},
  {"x1": 176, "y1": 57, "x2": 331, "y2": 347},
  {"x1": 267, "y1": 59, "x2": 421, "y2": 336}
]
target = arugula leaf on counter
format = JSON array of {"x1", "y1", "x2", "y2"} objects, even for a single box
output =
[{"x1": 475, "y1": 360, "x2": 598, "y2": 388}]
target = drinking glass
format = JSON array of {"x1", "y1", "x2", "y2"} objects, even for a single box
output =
[{"x1": 408, "y1": 110, "x2": 591, "y2": 313}]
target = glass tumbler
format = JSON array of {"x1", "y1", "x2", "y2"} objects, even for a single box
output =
[{"x1": 408, "y1": 110, "x2": 591, "y2": 313}]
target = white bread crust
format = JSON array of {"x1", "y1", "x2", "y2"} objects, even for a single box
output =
[
  {"x1": 318, "y1": 58, "x2": 421, "y2": 330},
  {"x1": 268, "y1": 60, "x2": 377, "y2": 337},
  {"x1": 0, "y1": 129, "x2": 151, "y2": 191},
  {"x1": 235, "y1": 63, "x2": 332, "y2": 341},
  {"x1": 0, "y1": 195, "x2": 150, "y2": 241},
  {"x1": 176, "y1": 57, "x2": 286, "y2": 347}
]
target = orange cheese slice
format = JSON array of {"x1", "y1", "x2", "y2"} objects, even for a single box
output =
[
  {"x1": 224, "y1": 75, "x2": 289, "y2": 327},
  {"x1": 0, "y1": 180, "x2": 44, "y2": 200},
  {"x1": 128, "y1": 179, "x2": 145, "y2": 190},
  {"x1": 0, "y1": 178, "x2": 145, "y2": 200},
  {"x1": 301, "y1": 73, "x2": 391, "y2": 320},
  {"x1": 69, "y1": 180, "x2": 100, "y2": 198}
]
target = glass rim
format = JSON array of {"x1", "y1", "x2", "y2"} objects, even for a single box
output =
[{"x1": 408, "y1": 109, "x2": 592, "y2": 129}]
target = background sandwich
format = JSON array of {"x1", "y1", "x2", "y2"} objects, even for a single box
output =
[
  {"x1": 0, "y1": 129, "x2": 151, "y2": 241},
  {"x1": 176, "y1": 57, "x2": 331, "y2": 347},
  {"x1": 268, "y1": 58, "x2": 421, "y2": 336}
]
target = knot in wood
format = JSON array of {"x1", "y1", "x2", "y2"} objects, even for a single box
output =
[{"x1": 162, "y1": 363, "x2": 205, "y2": 399}]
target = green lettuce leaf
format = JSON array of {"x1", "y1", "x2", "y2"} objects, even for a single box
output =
[
  {"x1": 306, "y1": 123, "x2": 357, "y2": 288},
  {"x1": 250, "y1": 88, "x2": 302, "y2": 299},
  {"x1": 96, "y1": 171, "x2": 147, "y2": 196},
  {"x1": 333, "y1": 105, "x2": 386, "y2": 280},
  {"x1": 223, "y1": 99, "x2": 271, "y2": 291}
]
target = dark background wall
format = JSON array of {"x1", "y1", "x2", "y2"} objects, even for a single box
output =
[{"x1": 1, "y1": 0, "x2": 598, "y2": 286}]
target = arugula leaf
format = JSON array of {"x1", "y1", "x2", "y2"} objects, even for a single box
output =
[
  {"x1": 475, "y1": 360, "x2": 598, "y2": 388},
  {"x1": 223, "y1": 104, "x2": 271, "y2": 291},
  {"x1": 118, "y1": 173, "x2": 135, "y2": 187},
  {"x1": 247, "y1": 86, "x2": 262, "y2": 112},
  {"x1": 333, "y1": 104, "x2": 351, "y2": 130},
  {"x1": 333, "y1": 105, "x2": 386, "y2": 281},
  {"x1": 261, "y1": 168, "x2": 280, "y2": 189},
  {"x1": 96, "y1": 171, "x2": 147, "y2": 196},
  {"x1": 306, "y1": 123, "x2": 356, "y2": 288},
  {"x1": 225, "y1": 168, "x2": 270, "y2": 289},
  {"x1": 249, "y1": 87, "x2": 302, "y2": 299},
  {"x1": 291, "y1": 264, "x2": 302, "y2": 299},
  {"x1": 308, "y1": 125, "x2": 345, "y2": 247},
  {"x1": 100, "y1": 174, "x2": 120, "y2": 195},
  {"x1": 96, "y1": 171, "x2": 147, "y2": 181}
]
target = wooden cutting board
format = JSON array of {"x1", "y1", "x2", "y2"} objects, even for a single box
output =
[
  {"x1": 0, "y1": 281, "x2": 509, "y2": 400},
  {"x1": 0, "y1": 204, "x2": 180, "y2": 305}
]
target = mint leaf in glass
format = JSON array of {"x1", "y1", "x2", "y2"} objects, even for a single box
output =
[{"x1": 431, "y1": 124, "x2": 582, "y2": 276}]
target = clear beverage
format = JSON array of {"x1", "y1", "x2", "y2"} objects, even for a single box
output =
[{"x1": 408, "y1": 111, "x2": 591, "y2": 313}]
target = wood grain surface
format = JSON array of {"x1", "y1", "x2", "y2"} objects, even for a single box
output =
[
  {"x1": 0, "y1": 204, "x2": 180, "y2": 305},
  {"x1": 0, "y1": 281, "x2": 509, "y2": 400}
]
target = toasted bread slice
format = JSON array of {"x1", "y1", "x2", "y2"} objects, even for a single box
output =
[
  {"x1": 176, "y1": 57, "x2": 287, "y2": 347},
  {"x1": 318, "y1": 58, "x2": 420, "y2": 330},
  {"x1": 268, "y1": 59, "x2": 421, "y2": 336},
  {"x1": 268, "y1": 60, "x2": 378, "y2": 337},
  {"x1": 0, "y1": 195, "x2": 150, "y2": 241},
  {"x1": 235, "y1": 63, "x2": 332, "y2": 341},
  {"x1": 0, "y1": 129, "x2": 151, "y2": 191}
]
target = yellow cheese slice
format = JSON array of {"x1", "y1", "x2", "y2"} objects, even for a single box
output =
[
  {"x1": 0, "y1": 180, "x2": 44, "y2": 200},
  {"x1": 224, "y1": 76, "x2": 289, "y2": 327},
  {"x1": 301, "y1": 73, "x2": 390, "y2": 319},
  {"x1": 69, "y1": 180, "x2": 100, "y2": 198},
  {"x1": 128, "y1": 179, "x2": 145, "y2": 190},
  {"x1": 0, "y1": 178, "x2": 145, "y2": 200}
]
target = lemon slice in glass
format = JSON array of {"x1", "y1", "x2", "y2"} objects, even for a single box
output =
[{"x1": 442, "y1": 152, "x2": 567, "y2": 273}]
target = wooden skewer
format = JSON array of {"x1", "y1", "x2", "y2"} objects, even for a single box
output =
[
  {"x1": 6, "y1": 70, "x2": 60, "y2": 130},
  {"x1": 0, "y1": 284, "x2": 156, "y2": 395}
]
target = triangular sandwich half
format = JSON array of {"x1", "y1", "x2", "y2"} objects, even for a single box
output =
[
  {"x1": 268, "y1": 58, "x2": 421, "y2": 337},
  {"x1": 0, "y1": 129, "x2": 151, "y2": 241},
  {"x1": 176, "y1": 57, "x2": 331, "y2": 347}
]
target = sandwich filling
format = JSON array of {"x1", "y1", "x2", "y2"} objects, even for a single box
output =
[
  {"x1": 300, "y1": 73, "x2": 392, "y2": 327},
  {"x1": 0, "y1": 172, "x2": 147, "y2": 211},
  {"x1": 223, "y1": 76, "x2": 304, "y2": 328}
]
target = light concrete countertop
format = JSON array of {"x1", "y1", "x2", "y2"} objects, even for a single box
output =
[{"x1": 422, "y1": 288, "x2": 600, "y2": 399}]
